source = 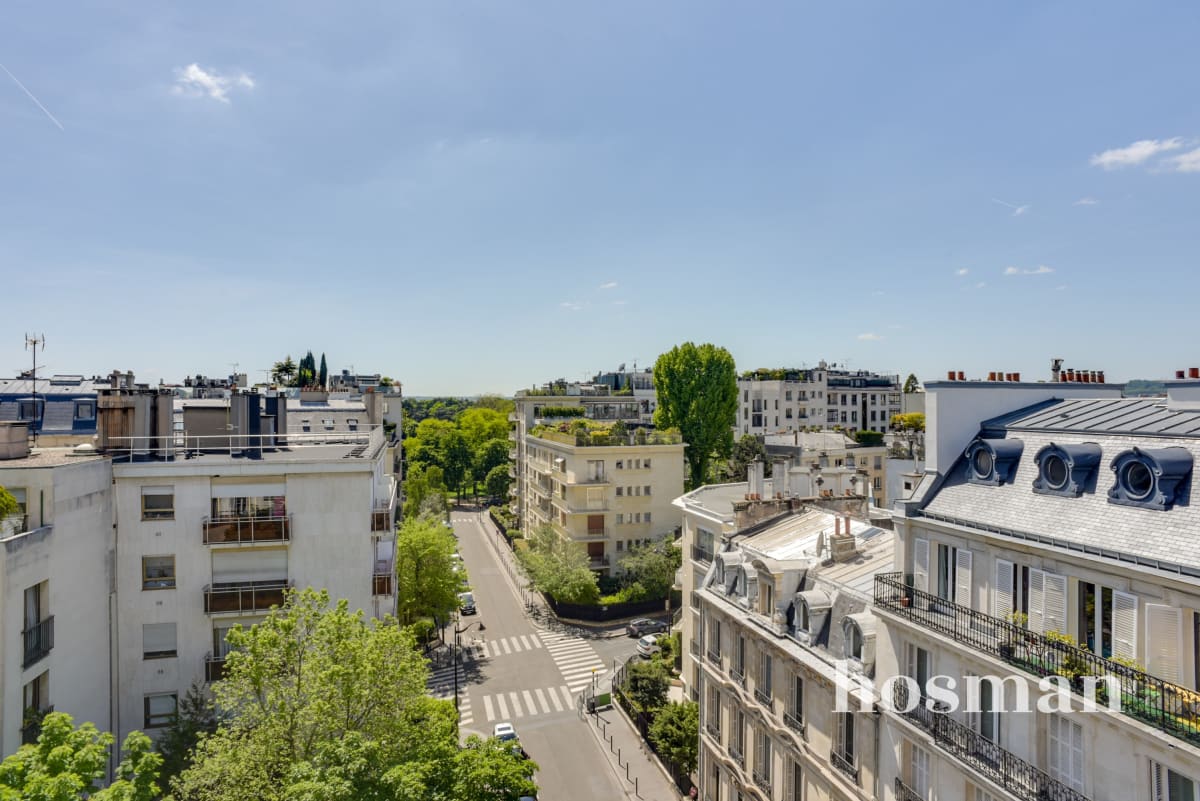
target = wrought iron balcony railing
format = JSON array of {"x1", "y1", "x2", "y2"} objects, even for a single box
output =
[
  {"x1": 728, "y1": 743, "x2": 744, "y2": 769},
  {"x1": 704, "y1": 721, "x2": 721, "y2": 741},
  {"x1": 894, "y1": 777, "x2": 926, "y2": 801},
  {"x1": 752, "y1": 768, "x2": 772, "y2": 796},
  {"x1": 730, "y1": 667, "x2": 746, "y2": 689},
  {"x1": 892, "y1": 682, "x2": 1090, "y2": 801},
  {"x1": 203, "y1": 515, "x2": 291, "y2": 545},
  {"x1": 783, "y1": 710, "x2": 805, "y2": 736},
  {"x1": 706, "y1": 649, "x2": 721, "y2": 666},
  {"x1": 830, "y1": 750, "x2": 858, "y2": 784},
  {"x1": 754, "y1": 687, "x2": 772, "y2": 705},
  {"x1": 22, "y1": 616, "x2": 54, "y2": 668},
  {"x1": 874, "y1": 572, "x2": 1200, "y2": 748},
  {"x1": 21, "y1": 706, "x2": 52, "y2": 746},
  {"x1": 205, "y1": 653, "x2": 227, "y2": 682}
]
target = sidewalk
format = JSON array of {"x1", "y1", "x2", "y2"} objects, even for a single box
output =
[{"x1": 583, "y1": 699, "x2": 687, "y2": 800}]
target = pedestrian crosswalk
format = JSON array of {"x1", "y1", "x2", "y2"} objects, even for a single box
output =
[
  {"x1": 455, "y1": 633, "x2": 542, "y2": 662},
  {"x1": 479, "y1": 685, "x2": 576, "y2": 722},
  {"x1": 540, "y1": 631, "x2": 608, "y2": 693}
]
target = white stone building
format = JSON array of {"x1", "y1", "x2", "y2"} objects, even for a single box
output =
[{"x1": 738, "y1": 364, "x2": 902, "y2": 437}]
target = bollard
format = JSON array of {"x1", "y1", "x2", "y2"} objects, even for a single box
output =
[
  {"x1": 625, "y1": 762, "x2": 630, "y2": 780},
  {"x1": 635, "y1": 777, "x2": 639, "y2": 798}
]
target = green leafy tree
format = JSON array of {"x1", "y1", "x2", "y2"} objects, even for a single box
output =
[
  {"x1": 854, "y1": 429, "x2": 884, "y2": 446},
  {"x1": 617, "y1": 542, "x2": 681, "y2": 600},
  {"x1": 156, "y1": 682, "x2": 217, "y2": 784},
  {"x1": 0, "y1": 712, "x2": 161, "y2": 801},
  {"x1": 440, "y1": 431, "x2": 473, "y2": 498},
  {"x1": 452, "y1": 736, "x2": 539, "y2": 800},
  {"x1": 0, "y1": 485, "x2": 18, "y2": 522},
  {"x1": 903, "y1": 373, "x2": 920, "y2": 394},
  {"x1": 171, "y1": 589, "x2": 456, "y2": 801},
  {"x1": 271, "y1": 357, "x2": 297, "y2": 386},
  {"x1": 484, "y1": 464, "x2": 511, "y2": 502},
  {"x1": 472, "y1": 395, "x2": 515, "y2": 415},
  {"x1": 318, "y1": 353, "x2": 328, "y2": 389},
  {"x1": 890, "y1": 412, "x2": 926, "y2": 459},
  {"x1": 402, "y1": 466, "x2": 447, "y2": 521},
  {"x1": 517, "y1": 524, "x2": 600, "y2": 604},
  {"x1": 649, "y1": 701, "x2": 699, "y2": 775},
  {"x1": 394, "y1": 517, "x2": 460, "y2": 626},
  {"x1": 653, "y1": 342, "x2": 738, "y2": 489},
  {"x1": 473, "y1": 439, "x2": 511, "y2": 491},
  {"x1": 295, "y1": 351, "x2": 317, "y2": 388},
  {"x1": 457, "y1": 408, "x2": 509, "y2": 451},
  {"x1": 624, "y1": 658, "x2": 670, "y2": 712},
  {"x1": 725, "y1": 434, "x2": 767, "y2": 482}
]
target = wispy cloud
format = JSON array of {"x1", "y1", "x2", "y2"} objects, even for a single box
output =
[
  {"x1": 172, "y1": 63, "x2": 255, "y2": 104},
  {"x1": 1055, "y1": 284, "x2": 1069, "y2": 291},
  {"x1": 0, "y1": 62, "x2": 64, "y2": 130},
  {"x1": 975, "y1": 282, "x2": 987, "y2": 289},
  {"x1": 956, "y1": 268, "x2": 970, "y2": 276},
  {"x1": 1168, "y1": 148, "x2": 1200, "y2": 173},
  {"x1": 991, "y1": 198, "x2": 1030, "y2": 216},
  {"x1": 599, "y1": 281, "x2": 618, "y2": 290},
  {"x1": 1003, "y1": 265, "x2": 1055, "y2": 276},
  {"x1": 857, "y1": 333, "x2": 884, "y2": 342},
  {"x1": 559, "y1": 301, "x2": 584, "y2": 311},
  {"x1": 1090, "y1": 138, "x2": 1183, "y2": 170},
  {"x1": 1073, "y1": 197, "x2": 1099, "y2": 206},
  {"x1": 612, "y1": 299, "x2": 628, "y2": 306}
]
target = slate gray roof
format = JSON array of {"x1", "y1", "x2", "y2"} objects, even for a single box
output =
[{"x1": 923, "y1": 398, "x2": 1200, "y2": 577}]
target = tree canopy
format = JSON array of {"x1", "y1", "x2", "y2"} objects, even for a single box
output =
[
  {"x1": 394, "y1": 517, "x2": 461, "y2": 626},
  {"x1": 903, "y1": 373, "x2": 920, "y2": 394},
  {"x1": 517, "y1": 524, "x2": 599, "y2": 604},
  {"x1": 0, "y1": 485, "x2": 18, "y2": 522},
  {"x1": 653, "y1": 342, "x2": 738, "y2": 489},
  {"x1": 648, "y1": 701, "x2": 699, "y2": 775},
  {"x1": 723, "y1": 434, "x2": 767, "y2": 482},
  {"x1": 616, "y1": 541, "x2": 681, "y2": 600}
]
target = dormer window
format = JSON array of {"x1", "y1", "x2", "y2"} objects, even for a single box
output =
[
  {"x1": 1033, "y1": 442, "x2": 1102, "y2": 498},
  {"x1": 1108, "y1": 447, "x2": 1193, "y2": 511},
  {"x1": 843, "y1": 618, "x2": 864, "y2": 661},
  {"x1": 964, "y1": 438, "x2": 1024, "y2": 486}
]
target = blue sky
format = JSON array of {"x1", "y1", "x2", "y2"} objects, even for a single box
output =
[{"x1": 2, "y1": 2, "x2": 1198, "y2": 395}]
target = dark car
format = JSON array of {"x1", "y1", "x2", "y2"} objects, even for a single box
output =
[
  {"x1": 459, "y1": 592, "x2": 477, "y2": 615},
  {"x1": 626, "y1": 618, "x2": 668, "y2": 637}
]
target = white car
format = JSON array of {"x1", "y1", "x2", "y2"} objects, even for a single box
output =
[
  {"x1": 493, "y1": 722, "x2": 517, "y2": 742},
  {"x1": 636, "y1": 634, "x2": 661, "y2": 658}
]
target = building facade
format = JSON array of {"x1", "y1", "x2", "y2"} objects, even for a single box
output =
[
  {"x1": 765, "y1": 431, "x2": 890, "y2": 508},
  {"x1": 738, "y1": 364, "x2": 902, "y2": 437}
]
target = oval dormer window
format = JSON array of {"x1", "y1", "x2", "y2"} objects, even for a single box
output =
[
  {"x1": 964, "y1": 438, "x2": 1023, "y2": 486},
  {"x1": 1043, "y1": 453, "x2": 1069, "y2": 490},
  {"x1": 1121, "y1": 461, "x2": 1154, "y2": 500},
  {"x1": 972, "y1": 449, "x2": 994, "y2": 480},
  {"x1": 1107, "y1": 446, "x2": 1193, "y2": 511}
]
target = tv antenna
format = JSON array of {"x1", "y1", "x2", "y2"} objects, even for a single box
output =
[{"x1": 25, "y1": 333, "x2": 46, "y2": 445}]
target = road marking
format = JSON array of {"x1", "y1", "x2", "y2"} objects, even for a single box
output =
[
  {"x1": 484, "y1": 695, "x2": 494, "y2": 721},
  {"x1": 549, "y1": 688, "x2": 564, "y2": 712},
  {"x1": 501, "y1": 639, "x2": 512, "y2": 655},
  {"x1": 522, "y1": 690, "x2": 536, "y2": 715},
  {"x1": 559, "y1": 686, "x2": 574, "y2": 708},
  {"x1": 496, "y1": 694, "x2": 509, "y2": 720},
  {"x1": 518, "y1": 635, "x2": 534, "y2": 650},
  {"x1": 535, "y1": 688, "x2": 550, "y2": 713},
  {"x1": 509, "y1": 692, "x2": 523, "y2": 718}
]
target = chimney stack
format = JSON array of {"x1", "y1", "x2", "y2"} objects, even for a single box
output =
[
  {"x1": 957, "y1": 371, "x2": 965, "y2": 381},
  {"x1": 946, "y1": 370, "x2": 956, "y2": 381},
  {"x1": 1190, "y1": 368, "x2": 1199, "y2": 380},
  {"x1": 1178, "y1": 370, "x2": 1187, "y2": 380}
]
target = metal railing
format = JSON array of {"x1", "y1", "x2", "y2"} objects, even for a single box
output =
[
  {"x1": 371, "y1": 510, "x2": 391, "y2": 532},
  {"x1": 752, "y1": 768, "x2": 772, "y2": 796},
  {"x1": 830, "y1": 750, "x2": 858, "y2": 784},
  {"x1": 894, "y1": 777, "x2": 926, "y2": 801},
  {"x1": 705, "y1": 721, "x2": 721, "y2": 740},
  {"x1": 21, "y1": 706, "x2": 52, "y2": 746},
  {"x1": 22, "y1": 616, "x2": 54, "y2": 668},
  {"x1": 874, "y1": 572, "x2": 1200, "y2": 747},
  {"x1": 372, "y1": 573, "x2": 393, "y2": 596},
  {"x1": 706, "y1": 649, "x2": 721, "y2": 666},
  {"x1": 204, "y1": 515, "x2": 291, "y2": 545},
  {"x1": 205, "y1": 654, "x2": 227, "y2": 682},
  {"x1": 204, "y1": 580, "x2": 291, "y2": 614},
  {"x1": 728, "y1": 743, "x2": 744, "y2": 769},
  {"x1": 783, "y1": 710, "x2": 805, "y2": 736},
  {"x1": 731, "y1": 666, "x2": 747, "y2": 689},
  {"x1": 893, "y1": 682, "x2": 1089, "y2": 801},
  {"x1": 588, "y1": 555, "x2": 610, "y2": 567},
  {"x1": 754, "y1": 687, "x2": 771, "y2": 705},
  {"x1": 690, "y1": 640, "x2": 701, "y2": 656},
  {"x1": 106, "y1": 427, "x2": 385, "y2": 460},
  {"x1": 691, "y1": 545, "x2": 714, "y2": 564}
]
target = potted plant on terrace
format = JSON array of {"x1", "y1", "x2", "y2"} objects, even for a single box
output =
[{"x1": 998, "y1": 611, "x2": 1028, "y2": 661}]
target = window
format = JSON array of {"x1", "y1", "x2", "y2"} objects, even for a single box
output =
[
  {"x1": 645, "y1": 512, "x2": 651, "y2": 523},
  {"x1": 755, "y1": 727, "x2": 772, "y2": 784},
  {"x1": 909, "y1": 742, "x2": 930, "y2": 796},
  {"x1": 644, "y1": 459, "x2": 651, "y2": 468},
  {"x1": 144, "y1": 693, "x2": 178, "y2": 728},
  {"x1": 17, "y1": 400, "x2": 43, "y2": 420},
  {"x1": 786, "y1": 408, "x2": 793, "y2": 419},
  {"x1": 1047, "y1": 714, "x2": 1084, "y2": 792},
  {"x1": 322, "y1": 418, "x2": 335, "y2": 430},
  {"x1": 142, "y1": 556, "x2": 176, "y2": 590},
  {"x1": 1152, "y1": 761, "x2": 1200, "y2": 801},
  {"x1": 787, "y1": 761, "x2": 802, "y2": 801},
  {"x1": 834, "y1": 711, "x2": 855, "y2": 763},
  {"x1": 346, "y1": 418, "x2": 359, "y2": 431},
  {"x1": 74, "y1": 401, "x2": 95, "y2": 419},
  {"x1": 616, "y1": 486, "x2": 624, "y2": 496},
  {"x1": 644, "y1": 485, "x2": 651, "y2": 496},
  {"x1": 616, "y1": 460, "x2": 624, "y2": 470},
  {"x1": 844, "y1": 619, "x2": 863, "y2": 660},
  {"x1": 789, "y1": 674, "x2": 804, "y2": 721},
  {"x1": 616, "y1": 513, "x2": 624, "y2": 525},
  {"x1": 587, "y1": 460, "x2": 605, "y2": 481},
  {"x1": 143, "y1": 623, "x2": 178, "y2": 659},
  {"x1": 906, "y1": 644, "x2": 931, "y2": 689},
  {"x1": 758, "y1": 652, "x2": 773, "y2": 700},
  {"x1": 616, "y1": 539, "x2": 624, "y2": 552},
  {"x1": 141, "y1": 486, "x2": 174, "y2": 520}
]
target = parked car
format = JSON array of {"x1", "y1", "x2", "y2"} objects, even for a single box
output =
[
  {"x1": 493, "y1": 722, "x2": 517, "y2": 742},
  {"x1": 626, "y1": 618, "x2": 668, "y2": 637},
  {"x1": 459, "y1": 592, "x2": 476, "y2": 615},
  {"x1": 636, "y1": 634, "x2": 662, "y2": 658}
]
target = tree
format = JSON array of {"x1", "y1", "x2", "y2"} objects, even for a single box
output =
[
  {"x1": 472, "y1": 395, "x2": 515, "y2": 415},
  {"x1": 624, "y1": 658, "x2": 670, "y2": 712},
  {"x1": 171, "y1": 589, "x2": 459, "y2": 801},
  {"x1": 440, "y1": 431, "x2": 473, "y2": 498},
  {"x1": 653, "y1": 342, "x2": 738, "y2": 489},
  {"x1": 617, "y1": 542, "x2": 681, "y2": 600},
  {"x1": 854, "y1": 429, "x2": 884, "y2": 446},
  {"x1": 0, "y1": 712, "x2": 161, "y2": 801},
  {"x1": 648, "y1": 701, "x2": 699, "y2": 775},
  {"x1": 156, "y1": 682, "x2": 217, "y2": 784},
  {"x1": 890, "y1": 412, "x2": 926, "y2": 459},
  {"x1": 271, "y1": 356, "x2": 297, "y2": 386},
  {"x1": 452, "y1": 736, "x2": 539, "y2": 801},
  {"x1": 394, "y1": 517, "x2": 461, "y2": 626},
  {"x1": 473, "y1": 438, "x2": 510, "y2": 493},
  {"x1": 402, "y1": 466, "x2": 447, "y2": 521},
  {"x1": 457, "y1": 408, "x2": 508, "y2": 451},
  {"x1": 0, "y1": 484, "x2": 18, "y2": 523},
  {"x1": 725, "y1": 434, "x2": 767, "y2": 482},
  {"x1": 903, "y1": 373, "x2": 920, "y2": 394},
  {"x1": 318, "y1": 353, "x2": 328, "y2": 389},
  {"x1": 517, "y1": 524, "x2": 600, "y2": 605},
  {"x1": 484, "y1": 464, "x2": 511, "y2": 502}
]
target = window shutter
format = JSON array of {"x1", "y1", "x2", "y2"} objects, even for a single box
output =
[
  {"x1": 993, "y1": 559, "x2": 1014, "y2": 619},
  {"x1": 1146, "y1": 604, "x2": 1182, "y2": 683},
  {"x1": 955, "y1": 549, "x2": 973, "y2": 609},
  {"x1": 143, "y1": 623, "x2": 177, "y2": 656},
  {"x1": 1112, "y1": 591, "x2": 1138, "y2": 661},
  {"x1": 1150, "y1": 760, "x2": 1166, "y2": 801},
  {"x1": 913, "y1": 538, "x2": 929, "y2": 594},
  {"x1": 1043, "y1": 573, "x2": 1068, "y2": 634},
  {"x1": 212, "y1": 549, "x2": 288, "y2": 583},
  {"x1": 1028, "y1": 569, "x2": 1046, "y2": 633}
]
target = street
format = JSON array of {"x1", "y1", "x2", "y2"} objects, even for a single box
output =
[{"x1": 427, "y1": 507, "x2": 645, "y2": 801}]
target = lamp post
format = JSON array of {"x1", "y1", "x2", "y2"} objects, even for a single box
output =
[{"x1": 452, "y1": 614, "x2": 485, "y2": 710}]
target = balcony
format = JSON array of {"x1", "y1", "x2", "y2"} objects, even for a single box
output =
[
  {"x1": 728, "y1": 743, "x2": 744, "y2": 769},
  {"x1": 22, "y1": 616, "x2": 54, "y2": 668},
  {"x1": 690, "y1": 640, "x2": 701, "y2": 657},
  {"x1": 706, "y1": 649, "x2": 721, "y2": 666},
  {"x1": 730, "y1": 666, "x2": 746, "y2": 689},
  {"x1": 21, "y1": 706, "x2": 52, "y2": 746},
  {"x1": 372, "y1": 573, "x2": 394, "y2": 596},
  {"x1": 754, "y1": 687, "x2": 772, "y2": 705},
  {"x1": 874, "y1": 572, "x2": 1200, "y2": 748},
  {"x1": 704, "y1": 721, "x2": 721, "y2": 740},
  {"x1": 205, "y1": 653, "x2": 227, "y2": 682},
  {"x1": 752, "y1": 769, "x2": 772, "y2": 796},
  {"x1": 204, "y1": 580, "x2": 291, "y2": 614},
  {"x1": 690, "y1": 545, "x2": 714, "y2": 564},
  {"x1": 204, "y1": 515, "x2": 291, "y2": 546},
  {"x1": 588, "y1": 555, "x2": 610, "y2": 568},
  {"x1": 895, "y1": 778, "x2": 926, "y2": 801},
  {"x1": 892, "y1": 682, "x2": 1089, "y2": 801},
  {"x1": 581, "y1": 527, "x2": 611, "y2": 539},
  {"x1": 371, "y1": 509, "x2": 391, "y2": 532},
  {"x1": 830, "y1": 750, "x2": 858, "y2": 784},
  {"x1": 783, "y1": 711, "x2": 805, "y2": 737}
]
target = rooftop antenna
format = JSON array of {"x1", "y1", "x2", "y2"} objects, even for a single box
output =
[{"x1": 25, "y1": 333, "x2": 46, "y2": 446}]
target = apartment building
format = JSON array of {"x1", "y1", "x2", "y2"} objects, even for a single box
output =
[
  {"x1": 738, "y1": 363, "x2": 902, "y2": 437},
  {"x1": 0, "y1": 374, "x2": 100, "y2": 446},
  {"x1": 511, "y1": 385, "x2": 684, "y2": 574},
  {"x1": 765, "y1": 431, "x2": 890, "y2": 508},
  {"x1": 102, "y1": 380, "x2": 399, "y2": 746},
  {"x1": 875, "y1": 373, "x2": 1200, "y2": 801},
  {"x1": 0, "y1": 423, "x2": 113, "y2": 754},
  {"x1": 678, "y1": 467, "x2": 890, "y2": 801}
]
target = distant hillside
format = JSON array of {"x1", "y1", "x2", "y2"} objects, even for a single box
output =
[{"x1": 1124, "y1": 379, "x2": 1166, "y2": 397}]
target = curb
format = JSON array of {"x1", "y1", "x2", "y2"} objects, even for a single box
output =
[{"x1": 609, "y1": 697, "x2": 689, "y2": 799}]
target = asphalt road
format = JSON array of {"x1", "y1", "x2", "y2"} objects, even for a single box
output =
[{"x1": 430, "y1": 509, "x2": 639, "y2": 801}]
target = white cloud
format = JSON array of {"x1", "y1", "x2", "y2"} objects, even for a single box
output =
[
  {"x1": 1089, "y1": 137, "x2": 1183, "y2": 170},
  {"x1": 559, "y1": 301, "x2": 584, "y2": 311},
  {"x1": 975, "y1": 282, "x2": 987, "y2": 289},
  {"x1": 857, "y1": 333, "x2": 884, "y2": 342},
  {"x1": 172, "y1": 63, "x2": 255, "y2": 103},
  {"x1": 992, "y1": 198, "x2": 1030, "y2": 216},
  {"x1": 1168, "y1": 147, "x2": 1200, "y2": 173},
  {"x1": 612, "y1": 299, "x2": 628, "y2": 306},
  {"x1": 1073, "y1": 197, "x2": 1099, "y2": 206},
  {"x1": 1055, "y1": 284, "x2": 1069, "y2": 291},
  {"x1": 1004, "y1": 265, "x2": 1054, "y2": 276},
  {"x1": 599, "y1": 281, "x2": 618, "y2": 290},
  {"x1": 956, "y1": 268, "x2": 969, "y2": 276}
]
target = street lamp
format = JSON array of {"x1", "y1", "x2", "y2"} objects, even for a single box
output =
[{"x1": 452, "y1": 614, "x2": 485, "y2": 710}]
